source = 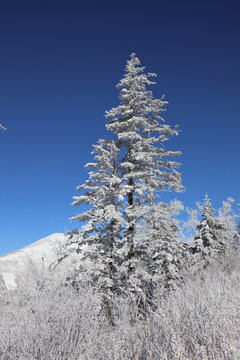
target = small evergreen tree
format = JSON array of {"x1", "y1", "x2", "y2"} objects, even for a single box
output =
[
  {"x1": 189, "y1": 194, "x2": 225, "y2": 266},
  {"x1": 141, "y1": 199, "x2": 184, "y2": 294},
  {"x1": 217, "y1": 197, "x2": 237, "y2": 246}
]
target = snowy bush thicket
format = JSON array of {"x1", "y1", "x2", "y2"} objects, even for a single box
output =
[{"x1": 0, "y1": 249, "x2": 239, "y2": 360}]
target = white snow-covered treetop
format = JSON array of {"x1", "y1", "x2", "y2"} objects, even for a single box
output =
[{"x1": 201, "y1": 193, "x2": 214, "y2": 218}]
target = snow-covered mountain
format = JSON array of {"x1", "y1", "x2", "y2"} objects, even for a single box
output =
[{"x1": 0, "y1": 233, "x2": 73, "y2": 291}]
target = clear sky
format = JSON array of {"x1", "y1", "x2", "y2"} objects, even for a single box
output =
[{"x1": 0, "y1": 0, "x2": 239, "y2": 255}]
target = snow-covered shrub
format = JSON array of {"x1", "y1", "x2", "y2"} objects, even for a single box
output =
[{"x1": 0, "y1": 248, "x2": 239, "y2": 360}]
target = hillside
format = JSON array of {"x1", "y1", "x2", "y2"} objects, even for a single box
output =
[{"x1": 0, "y1": 233, "x2": 69, "y2": 290}]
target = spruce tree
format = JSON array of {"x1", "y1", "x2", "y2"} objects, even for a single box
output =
[
  {"x1": 189, "y1": 194, "x2": 225, "y2": 266},
  {"x1": 68, "y1": 53, "x2": 183, "y2": 307},
  {"x1": 105, "y1": 53, "x2": 183, "y2": 296},
  {"x1": 141, "y1": 199, "x2": 184, "y2": 293}
]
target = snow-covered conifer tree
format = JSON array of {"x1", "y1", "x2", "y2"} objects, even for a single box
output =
[
  {"x1": 68, "y1": 138, "x2": 123, "y2": 313},
  {"x1": 141, "y1": 199, "x2": 184, "y2": 293},
  {"x1": 217, "y1": 197, "x2": 237, "y2": 246},
  {"x1": 105, "y1": 53, "x2": 183, "y2": 297},
  {"x1": 189, "y1": 194, "x2": 225, "y2": 266},
  {"x1": 67, "y1": 54, "x2": 183, "y2": 308}
]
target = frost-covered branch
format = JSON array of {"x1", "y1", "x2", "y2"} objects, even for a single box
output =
[{"x1": 0, "y1": 123, "x2": 6, "y2": 131}]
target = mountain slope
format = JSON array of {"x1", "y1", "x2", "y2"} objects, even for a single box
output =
[{"x1": 0, "y1": 233, "x2": 69, "y2": 290}]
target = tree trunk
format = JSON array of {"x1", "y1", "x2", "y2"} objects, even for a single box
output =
[
  {"x1": 127, "y1": 175, "x2": 134, "y2": 275},
  {"x1": 107, "y1": 220, "x2": 115, "y2": 325}
]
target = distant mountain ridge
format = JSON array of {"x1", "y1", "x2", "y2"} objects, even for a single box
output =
[{"x1": 0, "y1": 233, "x2": 69, "y2": 291}]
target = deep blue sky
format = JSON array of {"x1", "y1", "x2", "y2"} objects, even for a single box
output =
[{"x1": 0, "y1": 0, "x2": 239, "y2": 255}]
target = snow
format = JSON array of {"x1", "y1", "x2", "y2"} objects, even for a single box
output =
[
  {"x1": 0, "y1": 233, "x2": 69, "y2": 290},
  {"x1": 2, "y1": 272, "x2": 17, "y2": 291}
]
